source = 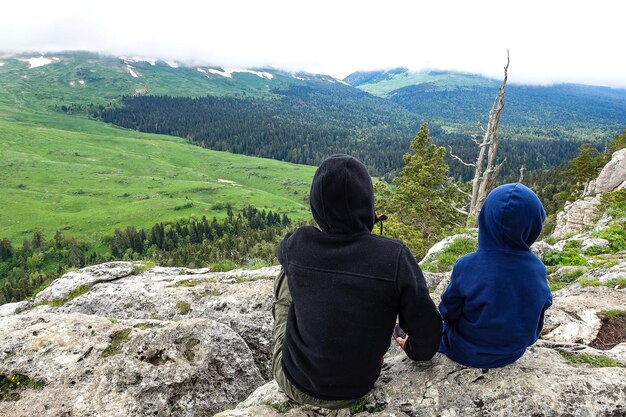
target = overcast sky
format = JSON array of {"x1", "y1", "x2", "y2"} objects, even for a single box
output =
[{"x1": 1, "y1": 0, "x2": 625, "y2": 88}]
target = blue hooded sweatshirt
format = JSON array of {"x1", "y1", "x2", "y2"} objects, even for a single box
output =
[{"x1": 438, "y1": 183, "x2": 553, "y2": 368}]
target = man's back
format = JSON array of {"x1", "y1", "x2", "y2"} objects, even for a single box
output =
[{"x1": 276, "y1": 155, "x2": 441, "y2": 402}]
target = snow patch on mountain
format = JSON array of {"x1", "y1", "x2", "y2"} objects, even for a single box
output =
[
  {"x1": 21, "y1": 56, "x2": 60, "y2": 68},
  {"x1": 208, "y1": 68, "x2": 233, "y2": 78},
  {"x1": 196, "y1": 68, "x2": 207, "y2": 74},
  {"x1": 206, "y1": 68, "x2": 274, "y2": 80},
  {"x1": 241, "y1": 70, "x2": 274, "y2": 80},
  {"x1": 0, "y1": 62, "x2": 4, "y2": 67},
  {"x1": 163, "y1": 60, "x2": 179, "y2": 68},
  {"x1": 120, "y1": 56, "x2": 157, "y2": 66},
  {"x1": 126, "y1": 65, "x2": 139, "y2": 78}
]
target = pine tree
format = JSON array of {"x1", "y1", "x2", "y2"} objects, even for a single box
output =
[
  {"x1": 0, "y1": 238, "x2": 13, "y2": 261},
  {"x1": 562, "y1": 144, "x2": 605, "y2": 190},
  {"x1": 607, "y1": 129, "x2": 626, "y2": 155},
  {"x1": 376, "y1": 123, "x2": 464, "y2": 258}
]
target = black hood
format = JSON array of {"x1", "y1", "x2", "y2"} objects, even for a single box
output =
[{"x1": 310, "y1": 155, "x2": 375, "y2": 234}]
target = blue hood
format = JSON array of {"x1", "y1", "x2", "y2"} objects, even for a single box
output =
[
  {"x1": 478, "y1": 183, "x2": 546, "y2": 251},
  {"x1": 310, "y1": 155, "x2": 375, "y2": 234}
]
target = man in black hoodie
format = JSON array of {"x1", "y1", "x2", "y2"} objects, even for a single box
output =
[{"x1": 273, "y1": 154, "x2": 442, "y2": 408}]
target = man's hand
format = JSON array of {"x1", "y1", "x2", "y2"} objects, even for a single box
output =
[
  {"x1": 395, "y1": 336, "x2": 407, "y2": 350},
  {"x1": 392, "y1": 323, "x2": 408, "y2": 349}
]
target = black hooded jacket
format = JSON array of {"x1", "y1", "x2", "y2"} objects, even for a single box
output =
[{"x1": 277, "y1": 155, "x2": 442, "y2": 401}]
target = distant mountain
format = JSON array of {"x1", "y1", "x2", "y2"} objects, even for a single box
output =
[
  {"x1": 345, "y1": 68, "x2": 626, "y2": 142},
  {"x1": 0, "y1": 51, "x2": 343, "y2": 106},
  {"x1": 1, "y1": 52, "x2": 623, "y2": 181},
  {"x1": 0, "y1": 51, "x2": 428, "y2": 177}
]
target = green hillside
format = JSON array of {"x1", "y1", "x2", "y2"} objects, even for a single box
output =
[
  {"x1": 347, "y1": 68, "x2": 497, "y2": 96},
  {"x1": 0, "y1": 51, "x2": 310, "y2": 111},
  {"x1": 0, "y1": 53, "x2": 315, "y2": 245}
]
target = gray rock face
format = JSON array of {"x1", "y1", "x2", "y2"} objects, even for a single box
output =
[
  {"x1": 588, "y1": 148, "x2": 626, "y2": 195},
  {"x1": 216, "y1": 346, "x2": 626, "y2": 417},
  {"x1": 3, "y1": 261, "x2": 626, "y2": 417},
  {"x1": 580, "y1": 237, "x2": 610, "y2": 251},
  {"x1": 33, "y1": 262, "x2": 133, "y2": 304},
  {"x1": 530, "y1": 240, "x2": 553, "y2": 259},
  {"x1": 542, "y1": 285, "x2": 626, "y2": 364},
  {"x1": 422, "y1": 272, "x2": 449, "y2": 290},
  {"x1": 31, "y1": 263, "x2": 279, "y2": 379},
  {"x1": 0, "y1": 312, "x2": 262, "y2": 417},
  {"x1": 552, "y1": 148, "x2": 626, "y2": 239},
  {"x1": 0, "y1": 301, "x2": 28, "y2": 317},
  {"x1": 419, "y1": 232, "x2": 476, "y2": 267},
  {"x1": 552, "y1": 196, "x2": 602, "y2": 238},
  {"x1": 1, "y1": 262, "x2": 281, "y2": 417},
  {"x1": 580, "y1": 260, "x2": 626, "y2": 285}
]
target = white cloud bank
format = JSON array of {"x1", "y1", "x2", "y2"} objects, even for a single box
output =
[{"x1": 1, "y1": 0, "x2": 625, "y2": 88}]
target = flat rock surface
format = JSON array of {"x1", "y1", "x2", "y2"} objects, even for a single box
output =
[
  {"x1": 216, "y1": 346, "x2": 626, "y2": 417},
  {"x1": 3, "y1": 262, "x2": 626, "y2": 417}
]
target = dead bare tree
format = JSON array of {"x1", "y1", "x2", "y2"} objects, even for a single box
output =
[
  {"x1": 449, "y1": 52, "x2": 510, "y2": 219},
  {"x1": 518, "y1": 165, "x2": 526, "y2": 183},
  {"x1": 470, "y1": 52, "x2": 510, "y2": 216}
]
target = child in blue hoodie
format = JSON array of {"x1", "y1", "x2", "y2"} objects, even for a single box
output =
[{"x1": 438, "y1": 183, "x2": 553, "y2": 368}]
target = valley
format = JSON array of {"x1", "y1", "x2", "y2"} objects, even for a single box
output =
[{"x1": 0, "y1": 51, "x2": 624, "y2": 304}]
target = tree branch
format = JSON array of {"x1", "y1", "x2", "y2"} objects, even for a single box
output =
[
  {"x1": 448, "y1": 147, "x2": 476, "y2": 167},
  {"x1": 451, "y1": 182, "x2": 471, "y2": 197},
  {"x1": 450, "y1": 202, "x2": 469, "y2": 216}
]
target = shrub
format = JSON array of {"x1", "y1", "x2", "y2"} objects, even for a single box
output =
[
  {"x1": 579, "y1": 277, "x2": 626, "y2": 288},
  {"x1": 420, "y1": 237, "x2": 477, "y2": 272},
  {"x1": 600, "y1": 189, "x2": 626, "y2": 218},
  {"x1": 543, "y1": 248, "x2": 587, "y2": 266},
  {"x1": 209, "y1": 259, "x2": 238, "y2": 272},
  {"x1": 548, "y1": 268, "x2": 585, "y2": 291},
  {"x1": 244, "y1": 258, "x2": 270, "y2": 270},
  {"x1": 596, "y1": 224, "x2": 626, "y2": 252}
]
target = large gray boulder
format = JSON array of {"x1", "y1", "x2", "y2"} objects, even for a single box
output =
[
  {"x1": 587, "y1": 148, "x2": 626, "y2": 195},
  {"x1": 30, "y1": 263, "x2": 279, "y2": 379},
  {"x1": 552, "y1": 148, "x2": 626, "y2": 239},
  {"x1": 579, "y1": 260, "x2": 626, "y2": 285},
  {"x1": 552, "y1": 196, "x2": 602, "y2": 238},
  {"x1": 33, "y1": 262, "x2": 134, "y2": 304},
  {"x1": 0, "y1": 312, "x2": 262, "y2": 417}
]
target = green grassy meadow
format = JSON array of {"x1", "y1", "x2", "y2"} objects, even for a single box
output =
[
  {"x1": 0, "y1": 54, "x2": 315, "y2": 246},
  {"x1": 355, "y1": 70, "x2": 497, "y2": 97}
]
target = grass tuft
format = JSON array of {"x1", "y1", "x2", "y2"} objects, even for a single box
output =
[
  {"x1": 175, "y1": 301, "x2": 191, "y2": 315},
  {"x1": 102, "y1": 328, "x2": 132, "y2": 357},
  {"x1": 559, "y1": 351, "x2": 621, "y2": 367},
  {"x1": 132, "y1": 260, "x2": 156, "y2": 275}
]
